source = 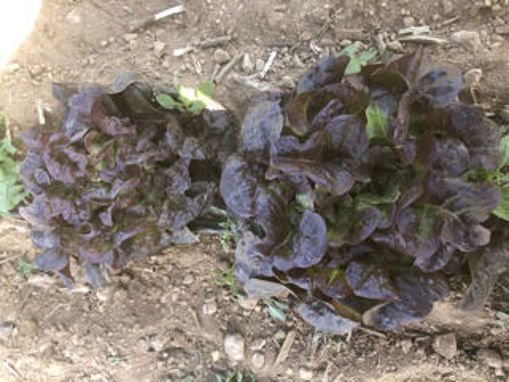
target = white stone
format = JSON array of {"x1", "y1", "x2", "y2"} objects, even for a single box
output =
[
  {"x1": 224, "y1": 333, "x2": 245, "y2": 362},
  {"x1": 202, "y1": 300, "x2": 218, "y2": 315},
  {"x1": 299, "y1": 367, "x2": 313, "y2": 381},
  {"x1": 251, "y1": 352, "x2": 265, "y2": 369}
]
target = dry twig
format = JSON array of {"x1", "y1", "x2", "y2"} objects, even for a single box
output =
[
  {"x1": 129, "y1": 5, "x2": 185, "y2": 32},
  {"x1": 260, "y1": 51, "x2": 277, "y2": 79},
  {"x1": 215, "y1": 52, "x2": 243, "y2": 83},
  {"x1": 274, "y1": 330, "x2": 296, "y2": 365},
  {"x1": 398, "y1": 35, "x2": 448, "y2": 45}
]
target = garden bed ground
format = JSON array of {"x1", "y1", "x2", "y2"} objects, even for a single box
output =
[{"x1": 0, "y1": 0, "x2": 508, "y2": 381}]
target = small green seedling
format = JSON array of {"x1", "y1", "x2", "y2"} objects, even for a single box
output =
[
  {"x1": 0, "y1": 115, "x2": 27, "y2": 214},
  {"x1": 218, "y1": 216, "x2": 240, "y2": 254},
  {"x1": 215, "y1": 371, "x2": 255, "y2": 382},
  {"x1": 263, "y1": 297, "x2": 288, "y2": 322},
  {"x1": 16, "y1": 256, "x2": 33, "y2": 278},
  {"x1": 156, "y1": 82, "x2": 225, "y2": 115},
  {"x1": 340, "y1": 44, "x2": 376, "y2": 75},
  {"x1": 214, "y1": 266, "x2": 240, "y2": 298},
  {"x1": 365, "y1": 104, "x2": 389, "y2": 141}
]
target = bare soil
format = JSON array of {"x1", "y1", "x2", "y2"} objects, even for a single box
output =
[{"x1": 0, "y1": 0, "x2": 508, "y2": 381}]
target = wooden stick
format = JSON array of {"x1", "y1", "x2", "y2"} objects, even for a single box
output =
[
  {"x1": 398, "y1": 25, "x2": 430, "y2": 36},
  {"x1": 215, "y1": 52, "x2": 243, "y2": 83},
  {"x1": 398, "y1": 35, "x2": 447, "y2": 45}
]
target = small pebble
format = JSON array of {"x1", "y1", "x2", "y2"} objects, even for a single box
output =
[
  {"x1": 280, "y1": 76, "x2": 295, "y2": 89},
  {"x1": 274, "y1": 329, "x2": 286, "y2": 341},
  {"x1": 403, "y1": 16, "x2": 415, "y2": 27},
  {"x1": 224, "y1": 333, "x2": 245, "y2": 362},
  {"x1": 182, "y1": 274, "x2": 194, "y2": 285},
  {"x1": 300, "y1": 31, "x2": 313, "y2": 41},
  {"x1": 298, "y1": 367, "x2": 313, "y2": 381},
  {"x1": 400, "y1": 339, "x2": 412, "y2": 354},
  {"x1": 241, "y1": 53, "x2": 254, "y2": 73},
  {"x1": 100, "y1": 40, "x2": 109, "y2": 48},
  {"x1": 339, "y1": 39, "x2": 352, "y2": 47},
  {"x1": 202, "y1": 300, "x2": 218, "y2": 315},
  {"x1": 251, "y1": 352, "x2": 265, "y2": 369},
  {"x1": 250, "y1": 338, "x2": 266, "y2": 351},
  {"x1": 162, "y1": 59, "x2": 171, "y2": 69},
  {"x1": 29, "y1": 65, "x2": 44, "y2": 78},
  {"x1": 214, "y1": 48, "x2": 231, "y2": 64},
  {"x1": 432, "y1": 333, "x2": 457, "y2": 360},
  {"x1": 123, "y1": 33, "x2": 138, "y2": 42},
  {"x1": 255, "y1": 58, "x2": 265, "y2": 72},
  {"x1": 238, "y1": 297, "x2": 258, "y2": 310},
  {"x1": 386, "y1": 40, "x2": 404, "y2": 52},
  {"x1": 96, "y1": 285, "x2": 115, "y2": 303},
  {"x1": 153, "y1": 41, "x2": 166, "y2": 57}
]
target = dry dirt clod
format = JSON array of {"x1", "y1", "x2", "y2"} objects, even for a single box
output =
[
  {"x1": 251, "y1": 352, "x2": 265, "y2": 369},
  {"x1": 299, "y1": 367, "x2": 313, "y2": 381},
  {"x1": 214, "y1": 48, "x2": 231, "y2": 64},
  {"x1": 432, "y1": 333, "x2": 457, "y2": 359},
  {"x1": 477, "y1": 348, "x2": 503, "y2": 370},
  {"x1": 224, "y1": 333, "x2": 245, "y2": 362},
  {"x1": 451, "y1": 30, "x2": 482, "y2": 52}
]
